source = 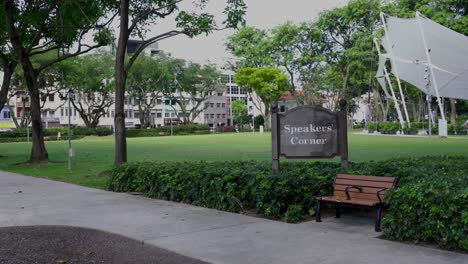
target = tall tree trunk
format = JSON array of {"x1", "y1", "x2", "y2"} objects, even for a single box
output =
[
  {"x1": 114, "y1": 0, "x2": 129, "y2": 165},
  {"x1": 0, "y1": 62, "x2": 17, "y2": 111},
  {"x1": 28, "y1": 82, "x2": 48, "y2": 162},
  {"x1": 5, "y1": 0, "x2": 47, "y2": 162},
  {"x1": 449, "y1": 98, "x2": 456, "y2": 126}
]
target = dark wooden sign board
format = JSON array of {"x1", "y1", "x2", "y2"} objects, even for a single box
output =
[{"x1": 271, "y1": 100, "x2": 349, "y2": 172}]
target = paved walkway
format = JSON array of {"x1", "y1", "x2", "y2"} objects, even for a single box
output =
[{"x1": 1, "y1": 171, "x2": 466, "y2": 264}]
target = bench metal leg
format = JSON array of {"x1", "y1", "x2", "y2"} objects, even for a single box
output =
[
  {"x1": 335, "y1": 204, "x2": 341, "y2": 218},
  {"x1": 316, "y1": 201, "x2": 322, "y2": 222},
  {"x1": 375, "y1": 206, "x2": 382, "y2": 232}
]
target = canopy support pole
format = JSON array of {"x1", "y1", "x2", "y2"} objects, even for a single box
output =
[
  {"x1": 380, "y1": 12, "x2": 411, "y2": 128},
  {"x1": 374, "y1": 38, "x2": 406, "y2": 129},
  {"x1": 416, "y1": 11, "x2": 446, "y2": 121}
]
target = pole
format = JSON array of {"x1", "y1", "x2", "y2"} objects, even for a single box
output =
[
  {"x1": 428, "y1": 97, "x2": 432, "y2": 136},
  {"x1": 380, "y1": 13, "x2": 411, "y2": 128},
  {"x1": 27, "y1": 116, "x2": 29, "y2": 143},
  {"x1": 271, "y1": 103, "x2": 280, "y2": 173},
  {"x1": 416, "y1": 12, "x2": 445, "y2": 121},
  {"x1": 374, "y1": 38, "x2": 406, "y2": 129},
  {"x1": 252, "y1": 115, "x2": 255, "y2": 133},
  {"x1": 68, "y1": 89, "x2": 71, "y2": 171}
]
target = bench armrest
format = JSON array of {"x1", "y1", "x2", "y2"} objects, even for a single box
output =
[
  {"x1": 345, "y1": 186, "x2": 362, "y2": 200},
  {"x1": 376, "y1": 188, "x2": 387, "y2": 203}
]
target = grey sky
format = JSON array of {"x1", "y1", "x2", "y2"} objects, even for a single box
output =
[{"x1": 151, "y1": 0, "x2": 348, "y2": 66}]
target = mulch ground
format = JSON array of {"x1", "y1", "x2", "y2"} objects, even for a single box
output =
[{"x1": 0, "y1": 226, "x2": 209, "y2": 264}]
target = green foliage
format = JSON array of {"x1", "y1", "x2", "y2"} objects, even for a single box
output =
[
  {"x1": 109, "y1": 156, "x2": 468, "y2": 250},
  {"x1": 126, "y1": 124, "x2": 210, "y2": 138},
  {"x1": 285, "y1": 205, "x2": 304, "y2": 223},
  {"x1": 235, "y1": 67, "x2": 289, "y2": 114},
  {"x1": 0, "y1": 127, "x2": 112, "y2": 139},
  {"x1": 353, "y1": 124, "x2": 365, "y2": 129}
]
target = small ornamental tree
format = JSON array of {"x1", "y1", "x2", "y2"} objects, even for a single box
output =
[{"x1": 235, "y1": 67, "x2": 288, "y2": 129}]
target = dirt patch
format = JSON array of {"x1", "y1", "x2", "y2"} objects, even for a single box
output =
[{"x1": 0, "y1": 225, "x2": 208, "y2": 264}]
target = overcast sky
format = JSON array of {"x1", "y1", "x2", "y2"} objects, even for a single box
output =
[{"x1": 149, "y1": 0, "x2": 348, "y2": 66}]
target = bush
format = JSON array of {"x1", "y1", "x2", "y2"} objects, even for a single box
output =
[
  {"x1": 353, "y1": 124, "x2": 364, "y2": 129},
  {"x1": 126, "y1": 124, "x2": 210, "y2": 138},
  {"x1": 367, "y1": 123, "x2": 378, "y2": 131},
  {"x1": 0, "y1": 127, "x2": 112, "y2": 138},
  {"x1": 108, "y1": 156, "x2": 468, "y2": 250},
  {"x1": 284, "y1": 205, "x2": 304, "y2": 223}
]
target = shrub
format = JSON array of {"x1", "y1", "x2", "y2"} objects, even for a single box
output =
[
  {"x1": 108, "y1": 156, "x2": 468, "y2": 250},
  {"x1": 285, "y1": 205, "x2": 304, "y2": 223},
  {"x1": 367, "y1": 123, "x2": 378, "y2": 131},
  {"x1": 126, "y1": 124, "x2": 210, "y2": 138},
  {"x1": 353, "y1": 124, "x2": 364, "y2": 129}
]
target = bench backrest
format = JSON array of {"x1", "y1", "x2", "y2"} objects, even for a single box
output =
[{"x1": 333, "y1": 174, "x2": 398, "y2": 202}]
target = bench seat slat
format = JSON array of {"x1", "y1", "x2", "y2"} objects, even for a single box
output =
[
  {"x1": 333, "y1": 191, "x2": 382, "y2": 201},
  {"x1": 336, "y1": 174, "x2": 396, "y2": 183},
  {"x1": 317, "y1": 196, "x2": 378, "y2": 206}
]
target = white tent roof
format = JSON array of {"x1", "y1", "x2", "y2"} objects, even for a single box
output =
[{"x1": 379, "y1": 13, "x2": 468, "y2": 100}]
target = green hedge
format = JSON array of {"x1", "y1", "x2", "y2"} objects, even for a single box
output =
[
  {"x1": 0, "y1": 135, "x2": 86, "y2": 143},
  {"x1": 126, "y1": 124, "x2": 210, "y2": 138},
  {"x1": 0, "y1": 127, "x2": 112, "y2": 138},
  {"x1": 108, "y1": 156, "x2": 468, "y2": 250}
]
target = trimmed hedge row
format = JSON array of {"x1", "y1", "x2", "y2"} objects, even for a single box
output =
[
  {"x1": 0, "y1": 127, "x2": 113, "y2": 138},
  {"x1": 126, "y1": 124, "x2": 210, "y2": 138},
  {"x1": 108, "y1": 156, "x2": 468, "y2": 250},
  {"x1": 0, "y1": 135, "x2": 86, "y2": 143}
]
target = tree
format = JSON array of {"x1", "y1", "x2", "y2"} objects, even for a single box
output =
[
  {"x1": 113, "y1": 0, "x2": 246, "y2": 164},
  {"x1": 231, "y1": 100, "x2": 248, "y2": 130},
  {"x1": 3, "y1": 0, "x2": 115, "y2": 163},
  {"x1": 57, "y1": 53, "x2": 115, "y2": 128},
  {"x1": 235, "y1": 67, "x2": 288, "y2": 129},
  {"x1": 127, "y1": 53, "x2": 172, "y2": 128},
  {"x1": 0, "y1": 2, "x2": 17, "y2": 112},
  {"x1": 226, "y1": 26, "x2": 272, "y2": 69},
  {"x1": 315, "y1": 0, "x2": 381, "y2": 102},
  {"x1": 165, "y1": 60, "x2": 222, "y2": 124}
]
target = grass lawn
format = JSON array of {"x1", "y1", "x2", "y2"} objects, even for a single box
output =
[{"x1": 0, "y1": 133, "x2": 467, "y2": 189}]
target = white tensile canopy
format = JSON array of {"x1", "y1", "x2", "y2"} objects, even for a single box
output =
[{"x1": 375, "y1": 12, "x2": 468, "y2": 128}]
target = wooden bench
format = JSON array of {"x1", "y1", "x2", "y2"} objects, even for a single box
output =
[{"x1": 315, "y1": 174, "x2": 399, "y2": 232}]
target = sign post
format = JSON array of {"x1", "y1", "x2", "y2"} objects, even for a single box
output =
[{"x1": 271, "y1": 99, "x2": 349, "y2": 173}]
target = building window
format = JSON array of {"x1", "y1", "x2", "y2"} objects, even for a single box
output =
[
  {"x1": 165, "y1": 113, "x2": 169, "y2": 118},
  {"x1": 49, "y1": 94, "x2": 54, "y2": 102},
  {"x1": 216, "y1": 103, "x2": 221, "y2": 108},
  {"x1": 239, "y1": 88, "x2": 246, "y2": 95},
  {"x1": 134, "y1": 112, "x2": 140, "y2": 118},
  {"x1": 280, "y1": 105, "x2": 286, "y2": 113},
  {"x1": 49, "y1": 111, "x2": 55, "y2": 117},
  {"x1": 205, "y1": 114, "x2": 209, "y2": 119},
  {"x1": 74, "y1": 109, "x2": 77, "y2": 116},
  {"x1": 156, "y1": 113, "x2": 162, "y2": 118},
  {"x1": 210, "y1": 114, "x2": 215, "y2": 118},
  {"x1": 210, "y1": 103, "x2": 214, "y2": 108},
  {"x1": 111, "y1": 110, "x2": 115, "y2": 118},
  {"x1": 221, "y1": 103, "x2": 226, "y2": 108},
  {"x1": 226, "y1": 86, "x2": 230, "y2": 94},
  {"x1": 222, "y1": 114, "x2": 226, "y2": 118},
  {"x1": 231, "y1": 86, "x2": 239, "y2": 94},
  {"x1": 3, "y1": 111, "x2": 11, "y2": 119},
  {"x1": 221, "y1": 74, "x2": 230, "y2": 83},
  {"x1": 61, "y1": 108, "x2": 64, "y2": 117},
  {"x1": 217, "y1": 92, "x2": 223, "y2": 96},
  {"x1": 217, "y1": 114, "x2": 221, "y2": 118}
]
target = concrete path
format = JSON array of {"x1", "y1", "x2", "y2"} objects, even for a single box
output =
[{"x1": 1, "y1": 171, "x2": 466, "y2": 264}]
